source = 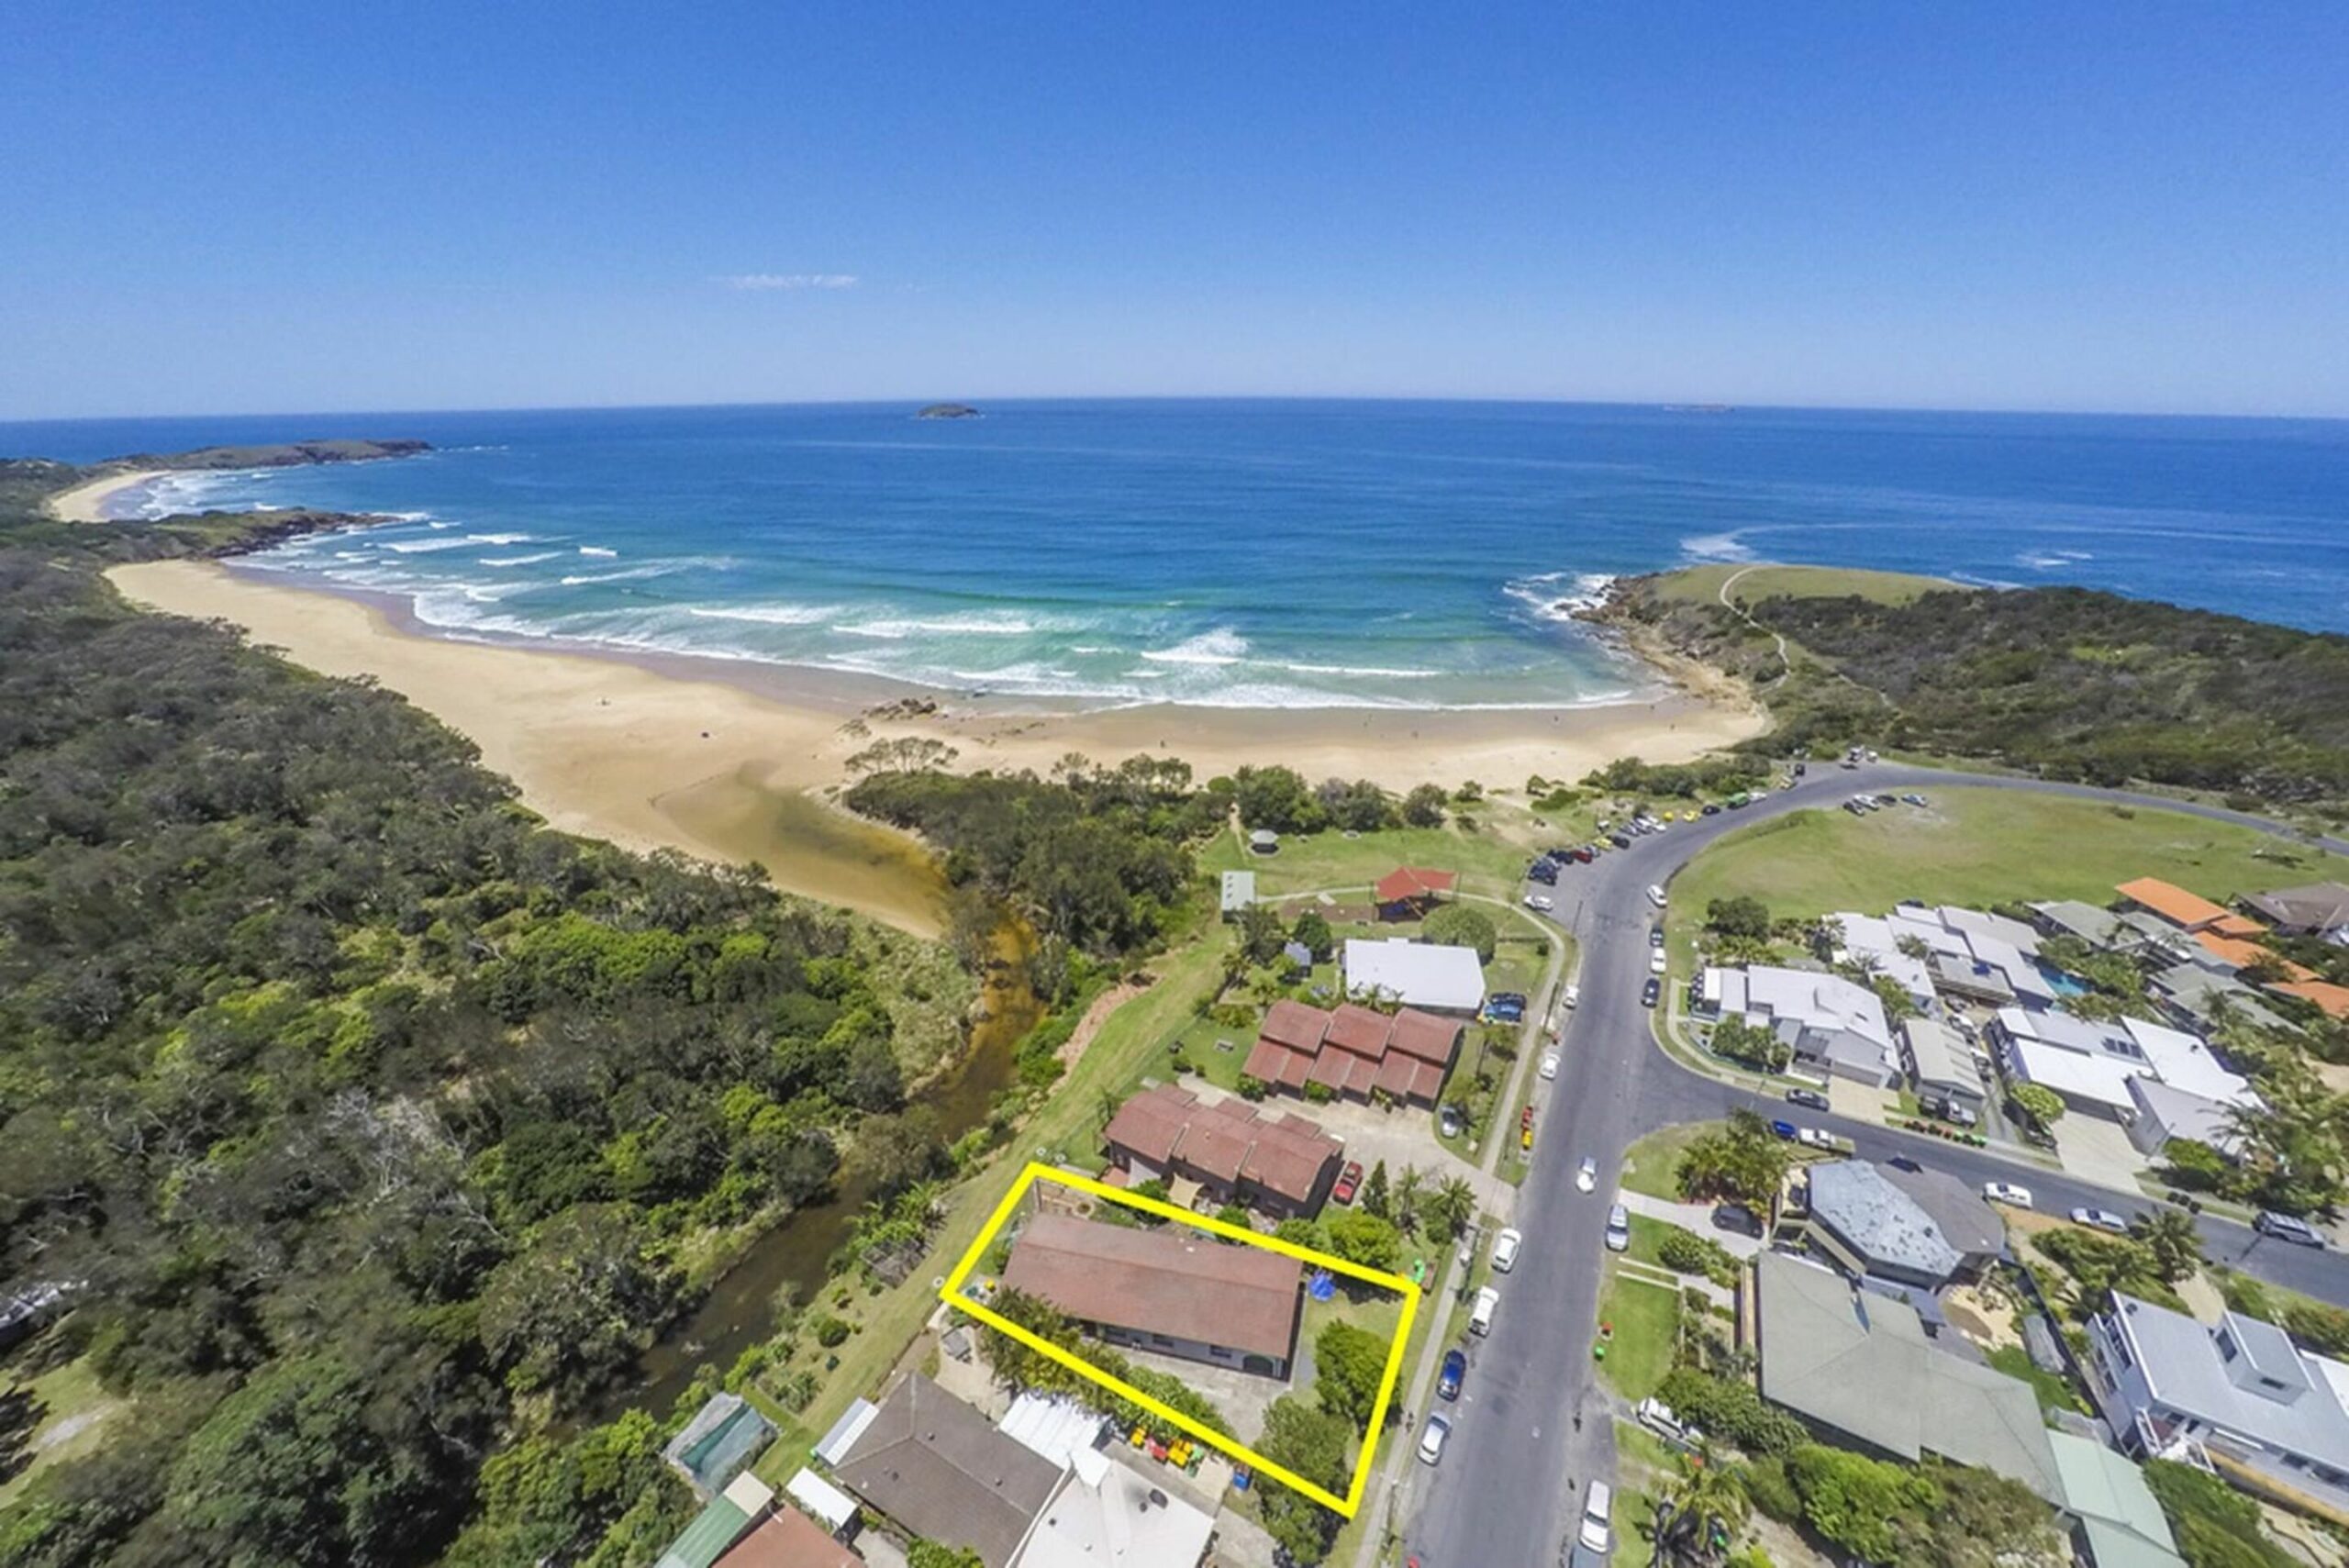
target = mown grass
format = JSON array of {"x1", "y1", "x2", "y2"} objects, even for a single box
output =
[
  {"x1": 1651, "y1": 562, "x2": 1961, "y2": 608},
  {"x1": 1201, "y1": 823, "x2": 1535, "y2": 903},
  {"x1": 1620, "y1": 1122, "x2": 1718, "y2": 1202},
  {"x1": 1595, "y1": 1265, "x2": 1681, "y2": 1401},
  {"x1": 1667, "y1": 787, "x2": 2345, "y2": 927}
]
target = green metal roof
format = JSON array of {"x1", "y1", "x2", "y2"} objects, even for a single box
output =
[{"x1": 653, "y1": 1495, "x2": 751, "y2": 1568}]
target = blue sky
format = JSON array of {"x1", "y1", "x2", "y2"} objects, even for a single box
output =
[{"x1": 3, "y1": 3, "x2": 2344, "y2": 418}]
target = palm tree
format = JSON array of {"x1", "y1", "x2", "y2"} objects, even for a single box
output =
[
  {"x1": 2130, "y1": 1207, "x2": 2204, "y2": 1284},
  {"x1": 1653, "y1": 1447, "x2": 1748, "y2": 1568},
  {"x1": 1423, "y1": 1176, "x2": 1476, "y2": 1242},
  {"x1": 1391, "y1": 1165, "x2": 1428, "y2": 1236}
]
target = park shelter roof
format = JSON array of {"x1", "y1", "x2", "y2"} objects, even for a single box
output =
[
  {"x1": 2117, "y1": 878, "x2": 2231, "y2": 931},
  {"x1": 1003, "y1": 1213, "x2": 1303, "y2": 1362},
  {"x1": 1374, "y1": 866, "x2": 1456, "y2": 904},
  {"x1": 830, "y1": 1375, "x2": 1060, "y2": 1568}
]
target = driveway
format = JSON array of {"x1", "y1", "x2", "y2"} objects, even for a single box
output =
[
  {"x1": 1286, "y1": 1093, "x2": 1517, "y2": 1218},
  {"x1": 2054, "y1": 1115, "x2": 2153, "y2": 1192}
]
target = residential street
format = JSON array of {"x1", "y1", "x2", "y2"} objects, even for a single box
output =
[{"x1": 1401, "y1": 759, "x2": 2349, "y2": 1568}]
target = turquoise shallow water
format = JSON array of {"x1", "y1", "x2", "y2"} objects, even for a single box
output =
[{"x1": 10, "y1": 400, "x2": 2346, "y2": 707}]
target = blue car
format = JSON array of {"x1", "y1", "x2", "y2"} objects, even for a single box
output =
[
  {"x1": 1439, "y1": 1348, "x2": 1466, "y2": 1400},
  {"x1": 1770, "y1": 1119, "x2": 1798, "y2": 1140}
]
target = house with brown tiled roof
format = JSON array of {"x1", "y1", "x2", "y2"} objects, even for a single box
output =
[
  {"x1": 829, "y1": 1375, "x2": 1060, "y2": 1568},
  {"x1": 1374, "y1": 865, "x2": 1456, "y2": 917},
  {"x1": 1100, "y1": 1084, "x2": 1342, "y2": 1217},
  {"x1": 1001, "y1": 1212, "x2": 1305, "y2": 1377},
  {"x1": 1241, "y1": 1000, "x2": 1460, "y2": 1108}
]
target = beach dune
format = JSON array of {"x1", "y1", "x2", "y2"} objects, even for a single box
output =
[{"x1": 106, "y1": 560, "x2": 1765, "y2": 929}]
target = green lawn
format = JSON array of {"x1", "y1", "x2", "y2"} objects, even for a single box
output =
[
  {"x1": 1651, "y1": 562, "x2": 1961, "y2": 608},
  {"x1": 1596, "y1": 1265, "x2": 1681, "y2": 1400},
  {"x1": 1620, "y1": 1122, "x2": 1717, "y2": 1202},
  {"x1": 1201, "y1": 823, "x2": 1535, "y2": 902},
  {"x1": 1668, "y1": 787, "x2": 2347, "y2": 928}
]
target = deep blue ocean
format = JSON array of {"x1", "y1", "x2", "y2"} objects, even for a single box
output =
[{"x1": 8, "y1": 401, "x2": 2345, "y2": 708}]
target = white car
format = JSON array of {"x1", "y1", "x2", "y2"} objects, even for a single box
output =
[
  {"x1": 1492, "y1": 1227, "x2": 1523, "y2": 1273},
  {"x1": 1605, "y1": 1203, "x2": 1631, "y2": 1252},
  {"x1": 1562, "y1": 983, "x2": 1580, "y2": 1009},
  {"x1": 2071, "y1": 1207, "x2": 2130, "y2": 1235},
  {"x1": 1646, "y1": 884, "x2": 1667, "y2": 909},
  {"x1": 1540, "y1": 1051, "x2": 1561, "y2": 1080},
  {"x1": 1648, "y1": 950, "x2": 1667, "y2": 975},
  {"x1": 1984, "y1": 1181, "x2": 2035, "y2": 1208},
  {"x1": 1580, "y1": 1480, "x2": 1613, "y2": 1553},
  {"x1": 1576, "y1": 1156, "x2": 1598, "y2": 1193},
  {"x1": 1418, "y1": 1412, "x2": 1452, "y2": 1465},
  {"x1": 1524, "y1": 893, "x2": 1554, "y2": 912},
  {"x1": 1470, "y1": 1285, "x2": 1499, "y2": 1336}
]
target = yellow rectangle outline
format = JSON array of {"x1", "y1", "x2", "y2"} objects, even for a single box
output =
[{"x1": 939, "y1": 1161, "x2": 1419, "y2": 1518}]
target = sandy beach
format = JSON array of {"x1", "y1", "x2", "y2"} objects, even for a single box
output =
[
  {"x1": 106, "y1": 560, "x2": 1765, "y2": 929},
  {"x1": 49, "y1": 469, "x2": 165, "y2": 523}
]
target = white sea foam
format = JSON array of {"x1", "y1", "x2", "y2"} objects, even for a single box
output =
[
  {"x1": 1501, "y1": 570, "x2": 1616, "y2": 624},
  {"x1": 385, "y1": 538, "x2": 477, "y2": 554},
  {"x1": 471, "y1": 532, "x2": 533, "y2": 545},
  {"x1": 480, "y1": 551, "x2": 560, "y2": 567},
  {"x1": 1279, "y1": 662, "x2": 1442, "y2": 679},
  {"x1": 834, "y1": 611, "x2": 1041, "y2": 639},
  {"x1": 560, "y1": 565, "x2": 678, "y2": 586},
  {"x1": 685, "y1": 604, "x2": 841, "y2": 626},
  {"x1": 577, "y1": 546, "x2": 619, "y2": 558},
  {"x1": 2017, "y1": 549, "x2": 2095, "y2": 569},
  {"x1": 1139, "y1": 628, "x2": 1249, "y2": 665},
  {"x1": 1680, "y1": 531, "x2": 1756, "y2": 562}
]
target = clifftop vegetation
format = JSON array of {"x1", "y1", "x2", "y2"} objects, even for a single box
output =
[{"x1": 1596, "y1": 568, "x2": 2349, "y2": 820}]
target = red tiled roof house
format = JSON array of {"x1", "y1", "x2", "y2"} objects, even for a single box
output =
[
  {"x1": 1241, "y1": 1000, "x2": 1461, "y2": 1109},
  {"x1": 1001, "y1": 1211, "x2": 1305, "y2": 1378},
  {"x1": 1099, "y1": 1084, "x2": 1341, "y2": 1218}
]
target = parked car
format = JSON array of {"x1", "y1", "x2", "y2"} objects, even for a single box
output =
[
  {"x1": 1769, "y1": 1119, "x2": 1798, "y2": 1140},
  {"x1": 1634, "y1": 1396, "x2": 1694, "y2": 1445},
  {"x1": 1438, "y1": 1104, "x2": 1464, "y2": 1139},
  {"x1": 2071, "y1": 1207, "x2": 2131, "y2": 1235},
  {"x1": 1713, "y1": 1203, "x2": 1762, "y2": 1237},
  {"x1": 1797, "y1": 1128, "x2": 1839, "y2": 1150},
  {"x1": 1527, "y1": 861, "x2": 1558, "y2": 885},
  {"x1": 1419, "y1": 1412, "x2": 1453, "y2": 1465},
  {"x1": 1492, "y1": 1227, "x2": 1522, "y2": 1273},
  {"x1": 1540, "y1": 1051, "x2": 1561, "y2": 1080},
  {"x1": 1793, "y1": 761, "x2": 1808, "y2": 776},
  {"x1": 1333, "y1": 1162, "x2": 1364, "y2": 1205},
  {"x1": 1649, "y1": 926, "x2": 1665, "y2": 948},
  {"x1": 1470, "y1": 1286, "x2": 1499, "y2": 1336},
  {"x1": 1983, "y1": 1181, "x2": 2035, "y2": 1208},
  {"x1": 1903, "y1": 793, "x2": 1928, "y2": 806},
  {"x1": 2256, "y1": 1211, "x2": 2327, "y2": 1248},
  {"x1": 1785, "y1": 1087, "x2": 1830, "y2": 1111},
  {"x1": 1605, "y1": 1203, "x2": 1631, "y2": 1252},
  {"x1": 1875, "y1": 793, "x2": 1898, "y2": 806},
  {"x1": 1562, "y1": 983, "x2": 1580, "y2": 1009},
  {"x1": 1701, "y1": 802, "x2": 1721, "y2": 816},
  {"x1": 1579, "y1": 1480, "x2": 1614, "y2": 1553},
  {"x1": 1646, "y1": 884, "x2": 1668, "y2": 909},
  {"x1": 1641, "y1": 977, "x2": 1661, "y2": 1007},
  {"x1": 1439, "y1": 1348, "x2": 1467, "y2": 1400},
  {"x1": 1609, "y1": 832, "x2": 1633, "y2": 850},
  {"x1": 1524, "y1": 893, "x2": 1555, "y2": 912},
  {"x1": 1576, "y1": 1156, "x2": 1598, "y2": 1193}
]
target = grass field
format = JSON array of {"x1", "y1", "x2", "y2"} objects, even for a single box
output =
[
  {"x1": 1595, "y1": 1266, "x2": 1680, "y2": 1400},
  {"x1": 1651, "y1": 562, "x2": 1962, "y2": 608},
  {"x1": 1620, "y1": 1122, "x2": 1718, "y2": 1202},
  {"x1": 1668, "y1": 787, "x2": 2346, "y2": 927},
  {"x1": 1201, "y1": 822, "x2": 1537, "y2": 903}
]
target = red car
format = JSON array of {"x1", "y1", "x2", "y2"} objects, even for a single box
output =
[{"x1": 1332, "y1": 1162, "x2": 1364, "y2": 1206}]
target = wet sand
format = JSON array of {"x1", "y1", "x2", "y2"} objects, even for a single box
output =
[
  {"x1": 49, "y1": 469, "x2": 166, "y2": 522},
  {"x1": 106, "y1": 559, "x2": 1766, "y2": 929}
]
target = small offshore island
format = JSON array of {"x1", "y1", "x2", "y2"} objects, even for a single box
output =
[{"x1": 915, "y1": 402, "x2": 980, "y2": 418}]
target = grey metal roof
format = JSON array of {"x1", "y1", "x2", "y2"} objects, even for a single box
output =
[
  {"x1": 2109, "y1": 1294, "x2": 2349, "y2": 1474},
  {"x1": 2032, "y1": 900, "x2": 2137, "y2": 949},
  {"x1": 1877, "y1": 1162, "x2": 2007, "y2": 1260},
  {"x1": 1902, "y1": 1017, "x2": 1973, "y2": 1091},
  {"x1": 1806, "y1": 1160, "x2": 1964, "y2": 1281},
  {"x1": 1755, "y1": 1253, "x2": 2060, "y2": 1498}
]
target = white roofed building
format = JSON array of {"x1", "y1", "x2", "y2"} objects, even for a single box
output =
[
  {"x1": 1340, "y1": 938, "x2": 1486, "y2": 1015},
  {"x1": 1700, "y1": 964, "x2": 1898, "y2": 1086},
  {"x1": 1990, "y1": 1007, "x2": 2257, "y2": 1128}
]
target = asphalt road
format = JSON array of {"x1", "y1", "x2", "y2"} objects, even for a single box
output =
[{"x1": 1403, "y1": 759, "x2": 2347, "y2": 1568}]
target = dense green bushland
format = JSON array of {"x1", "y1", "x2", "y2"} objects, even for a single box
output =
[
  {"x1": 1600, "y1": 575, "x2": 2349, "y2": 817},
  {"x1": 0, "y1": 481, "x2": 968, "y2": 1565}
]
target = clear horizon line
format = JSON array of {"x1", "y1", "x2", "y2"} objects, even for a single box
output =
[{"x1": 5, "y1": 391, "x2": 2347, "y2": 430}]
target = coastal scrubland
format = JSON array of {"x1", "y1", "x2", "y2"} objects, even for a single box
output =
[{"x1": 1599, "y1": 566, "x2": 2349, "y2": 821}]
